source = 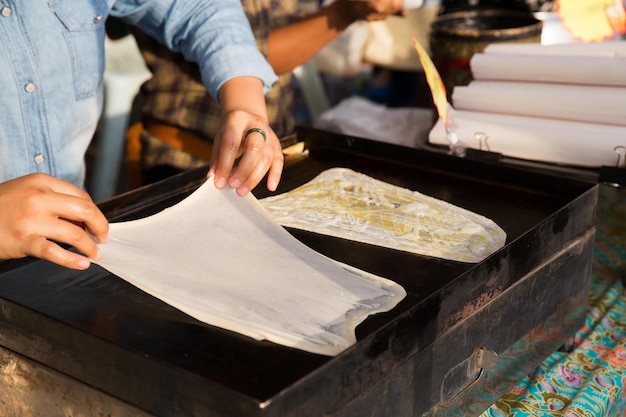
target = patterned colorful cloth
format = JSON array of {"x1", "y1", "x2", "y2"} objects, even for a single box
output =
[{"x1": 481, "y1": 185, "x2": 626, "y2": 417}]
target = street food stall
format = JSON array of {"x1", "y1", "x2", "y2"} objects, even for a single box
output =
[{"x1": 0, "y1": 127, "x2": 597, "y2": 416}]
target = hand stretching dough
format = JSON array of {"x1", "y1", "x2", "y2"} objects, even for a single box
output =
[
  {"x1": 260, "y1": 168, "x2": 506, "y2": 262},
  {"x1": 93, "y1": 178, "x2": 406, "y2": 356}
]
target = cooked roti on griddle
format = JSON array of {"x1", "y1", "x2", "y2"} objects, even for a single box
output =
[{"x1": 261, "y1": 168, "x2": 506, "y2": 263}]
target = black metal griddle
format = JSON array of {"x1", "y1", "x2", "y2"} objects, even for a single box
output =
[{"x1": 0, "y1": 127, "x2": 597, "y2": 416}]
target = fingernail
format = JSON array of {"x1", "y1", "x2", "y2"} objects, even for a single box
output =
[
  {"x1": 237, "y1": 186, "x2": 249, "y2": 196},
  {"x1": 230, "y1": 178, "x2": 241, "y2": 189},
  {"x1": 78, "y1": 258, "x2": 91, "y2": 269},
  {"x1": 94, "y1": 247, "x2": 102, "y2": 260},
  {"x1": 215, "y1": 177, "x2": 227, "y2": 188}
]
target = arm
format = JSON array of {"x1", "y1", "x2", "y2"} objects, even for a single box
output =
[
  {"x1": 0, "y1": 174, "x2": 109, "y2": 270},
  {"x1": 267, "y1": 0, "x2": 405, "y2": 75},
  {"x1": 115, "y1": 0, "x2": 280, "y2": 194}
]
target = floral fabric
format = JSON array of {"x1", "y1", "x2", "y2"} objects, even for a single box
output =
[{"x1": 481, "y1": 185, "x2": 626, "y2": 417}]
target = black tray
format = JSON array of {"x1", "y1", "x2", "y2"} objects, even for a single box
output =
[{"x1": 0, "y1": 127, "x2": 598, "y2": 416}]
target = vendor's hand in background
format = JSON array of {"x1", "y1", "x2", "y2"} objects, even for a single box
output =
[
  {"x1": 267, "y1": 0, "x2": 406, "y2": 76},
  {"x1": 0, "y1": 174, "x2": 109, "y2": 269},
  {"x1": 209, "y1": 76, "x2": 284, "y2": 196},
  {"x1": 337, "y1": 0, "x2": 406, "y2": 22}
]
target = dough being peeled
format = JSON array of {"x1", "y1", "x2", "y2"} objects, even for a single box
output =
[{"x1": 93, "y1": 178, "x2": 406, "y2": 356}]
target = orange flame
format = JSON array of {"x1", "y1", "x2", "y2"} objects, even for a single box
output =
[{"x1": 411, "y1": 35, "x2": 448, "y2": 127}]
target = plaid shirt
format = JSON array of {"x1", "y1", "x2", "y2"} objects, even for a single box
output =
[{"x1": 135, "y1": 0, "x2": 303, "y2": 171}]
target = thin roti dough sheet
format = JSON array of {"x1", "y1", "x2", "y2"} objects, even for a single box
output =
[
  {"x1": 261, "y1": 168, "x2": 506, "y2": 263},
  {"x1": 93, "y1": 178, "x2": 406, "y2": 356}
]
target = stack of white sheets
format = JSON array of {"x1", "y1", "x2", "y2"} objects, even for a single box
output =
[{"x1": 428, "y1": 40, "x2": 626, "y2": 168}]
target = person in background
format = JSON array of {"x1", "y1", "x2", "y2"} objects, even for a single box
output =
[
  {"x1": 0, "y1": 0, "x2": 280, "y2": 270},
  {"x1": 130, "y1": 0, "x2": 405, "y2": 185}
]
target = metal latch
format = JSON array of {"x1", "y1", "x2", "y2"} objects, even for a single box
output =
[{"x1": 440, "y1": 347, "x2": 498, "y2": 405}]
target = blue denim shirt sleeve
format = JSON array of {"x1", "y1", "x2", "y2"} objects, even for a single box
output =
[
  {"x1": 0, "y1": 0, "x2": 277, "y2": 187},
  {"x1": 112, "y1": 0, "x2": 278, "y2": 99},
  {"x1": 0, "y1": 0, "x2": 107, "y2": 185}
]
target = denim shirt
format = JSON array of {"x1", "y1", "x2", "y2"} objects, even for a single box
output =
[{"x1": 0, "y1": 0, "x2": 277, "y2": 187}]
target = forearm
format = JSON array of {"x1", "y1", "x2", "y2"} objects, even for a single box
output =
[
  {"x1": 267, "y1": 0, "x2": 404, "y2": 75},
  {"x1": 218, "y1": 76, "x2": 268, "y2": 119},
  {"x1": 266, "y1": 1, "x2": 357, "y2": 75}
]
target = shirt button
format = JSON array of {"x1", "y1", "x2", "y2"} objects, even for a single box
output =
[
  {"x1": 93, "y1": 15, "x2": 103, "y2": 23},
  {"x1": 1, "y1": 7, "x2": 11, "y2": 17},
  {"x1": 34, "y1": 154, "x2": 45, "y2": 164},
  {"x1": 24, "y1": 83, "x2": 36, "y2": 93}
]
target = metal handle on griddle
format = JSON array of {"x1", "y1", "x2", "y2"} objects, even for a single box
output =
[{"x1": 439, "y1": 347, "x2": 498, "y2": 405}]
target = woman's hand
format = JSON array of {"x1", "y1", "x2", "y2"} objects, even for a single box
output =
[
  {"x1": 0, "y1": 173, "x2": 109, "y2": 269},
  {"x1": 209, "y1": 76, "x2": 284, "y2": 196}
]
